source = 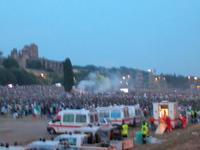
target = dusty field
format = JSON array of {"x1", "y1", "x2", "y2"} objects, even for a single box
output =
[
  {"x1": 134, "y1": 125, "x2": 200, "y2": 150},
  {"x1": 0, "y1": 116, "x2": 52, "y2": 145},
  {"x1": 0, "y1": 116, "x2": 200, "y2": 150}
]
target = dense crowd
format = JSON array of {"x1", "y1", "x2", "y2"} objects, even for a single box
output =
[{"x1": 0, "y1": 85, "x2": 200, "y2": 119}]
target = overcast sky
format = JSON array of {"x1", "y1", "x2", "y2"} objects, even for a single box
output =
[{"x1": 0, "y1": 0, "x2": 200, "y2": 76}]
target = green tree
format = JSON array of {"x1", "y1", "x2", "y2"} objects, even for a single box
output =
[
  {"x1": 0, "y1": 68, "x2": 17, "y2": 85},
  {"x1": 3, "y1": 58, "x2": 19, "y2": 69},
  {"x1": 0, "y1": 51, "x2": 2, "y2": 57},
  {"x1": 63, "y1": 58, "x2": 74, "y2": 92},
  {"x1": 10, "y1": 68, "x2": 39, "y2": 85}
]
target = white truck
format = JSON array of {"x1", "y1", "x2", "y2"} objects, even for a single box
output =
[
  {"x1": 47, "y1": 109, "x2": 100, "y2": 135},
  {"x1": 153, "y1": 101, "x2": 179, "y2": 128}
]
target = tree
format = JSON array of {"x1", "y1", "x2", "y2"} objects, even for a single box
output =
[
  {"x1": 10, "y1": 68, "x2": 39, "y2": 85},
  {"x1": 63, "y1": 58, "x2": 74, "y2": 92},
  {"x1": 3, "y1": 58, "x2": 19, "y2": 69},
  {"x1": 0, "y1": 51, "x2": 2, "y2": 57}
]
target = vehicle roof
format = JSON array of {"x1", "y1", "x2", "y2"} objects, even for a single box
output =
[
  {"x1": 153, "y1": 101, "x2": 177, "y2": 105},
  {"x1": 127, "y1": 104, "x2": 140, "y2": 108},
  {"x1": 27, "y1": 141, "x2": 60, "y2": 148},
  {"x1": 59, "y1": 109, "x2": 97, "y2": 114},
  {"x1": 55, "y1": 134, "x2": 87, "y2": 140},
  {"x1": 97, "y1": 105, "x2": 127, "y2": 110}
]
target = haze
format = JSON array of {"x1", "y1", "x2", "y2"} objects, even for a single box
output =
[{"x1": 0, "y1": 0, "x2": 200, "y2": 76}]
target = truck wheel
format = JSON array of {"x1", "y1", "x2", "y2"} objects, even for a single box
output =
[{"x1": 49, "y1": 128, "x2": 56, "y2": 135}]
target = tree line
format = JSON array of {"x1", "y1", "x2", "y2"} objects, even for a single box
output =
[
  {"x1": 0, "y1": 52, "x2": 192, "y2": 91},
  {"x1": 0, "y1": 58, "x2": 40, "y2": 85}
]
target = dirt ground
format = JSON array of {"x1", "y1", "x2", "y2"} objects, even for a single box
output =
[
  {"x1": 0, "y1": 116, "x2": 200, "y2": 150},
  {"x1": 0, "y1": 116, "x2": 52, "y2": 145},
  {"x1": 134, "y1": 125, "x2": 200, "y2": 150}
]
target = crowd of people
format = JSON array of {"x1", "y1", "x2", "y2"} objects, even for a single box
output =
[{"x1": 0, "y1": 85, "x2": 200, "y2": 119}]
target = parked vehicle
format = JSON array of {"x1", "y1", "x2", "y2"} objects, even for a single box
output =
[
  {"x1": 153, "y1": 101, "x2": 179, "y2": 128},
  {"x1": 25, "y1": 140, "x2": 79, "y2": 150},
  {"x1": 54, "y1": 133, "x2": 116, "y2": 150},
  {"x1": 47, "y1": 109, "x2": 100, "y2": 135},
  {"x1": 97, "y1": 105, "x2": 132, "y2": 126}
]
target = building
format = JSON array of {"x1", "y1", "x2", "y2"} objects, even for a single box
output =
[{"x1": 10, "y1": 43, "x2": 63, "y2": 73}]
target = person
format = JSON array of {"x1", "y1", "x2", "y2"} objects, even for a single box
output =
[
  {"x1": 179, "y1": 114, "x2": 187, "y2": 129},
  {"x1": 149, "y1": 117, "x2": 156, "y2": 131},
  {"x1": 191, "y1": 110, "x2": 195, "y2": 124},
  {"x1": 165, "y1": 116, "x2": 172, "y2": 132},
  {"x1": 121, "y1": 120, "x2": 129, "y2": 138},
  {"x1": 141, "y1": 121, "x2": 149, "y2": 144},
  {"x1": 194, "y1": 110, "x2": 198, "y2": 124}
]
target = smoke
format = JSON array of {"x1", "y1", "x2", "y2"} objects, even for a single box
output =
[{"x1": 77, "y1": 72, "x2": 121, "y2": 93}]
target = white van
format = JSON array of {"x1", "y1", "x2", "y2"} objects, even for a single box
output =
[
  {"x1": 47, "y1": 109, "x2": 100, "y2": 135},
  {"x1": 97, "y1": 105, "x2": 132, "y2": 126},
  {"x1": 54, "y1": 134, "x2": 117, "y2": 150}
]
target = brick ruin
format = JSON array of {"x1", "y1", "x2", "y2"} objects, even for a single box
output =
[{"x1": 10, "y1": 43, "x2": 63, "y2": 73}]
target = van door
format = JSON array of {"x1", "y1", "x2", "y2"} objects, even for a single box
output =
[
  {"x1": 75, "y1": 114, "x2": 87, "y2": 127},
  {"x1": 62, "y1": 113, "x2": 75, "y2": 132}
]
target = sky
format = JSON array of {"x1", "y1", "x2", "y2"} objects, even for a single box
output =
[{"x1": 0, "y1": 0, "x2": 200, "y2": 76}]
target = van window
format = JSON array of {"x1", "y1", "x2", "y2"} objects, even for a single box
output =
[
  {"x1": 90, "y1": 115, "x2": 94, "y2": 123},
  {"x1": 99, "y1": 111, "x2": 109, "y2": 119},
  {"x1": 58, "y1": 137, "x2": 77, "y2": 146},
  {"x1": 111, "y1": 110, "x2": 121, "y2": 119},
  {"x1": 76, "y1": 114, "x2": 87, "y2": 123},
  {"x1": 63, "y1": 114, "x2": 74, "y2": 123}
]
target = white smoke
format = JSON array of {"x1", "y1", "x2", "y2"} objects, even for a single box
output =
[{"x1": 77, "y1": 72, "x2": 121, "y2": 93}]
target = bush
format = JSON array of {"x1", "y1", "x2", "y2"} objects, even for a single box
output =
[{"x1": 3, "y1": 58, "x2": 19, "y2": 69}]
